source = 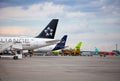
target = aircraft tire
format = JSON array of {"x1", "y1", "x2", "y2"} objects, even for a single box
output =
[{"x1": 13, "y1": 56, "x2": 18, "y2": 60}]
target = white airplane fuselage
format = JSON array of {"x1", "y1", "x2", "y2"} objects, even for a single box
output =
[
  {"x1": 0, "y1": 37, "x2": 57, "y2": 50},
  {"x1": 35, "y1": 44, "x2": 56, "y2": 52}
]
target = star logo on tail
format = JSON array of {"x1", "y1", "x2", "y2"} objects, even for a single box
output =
[{"x1": 44, "y1": 27, "x2": 54, "y2": 36}]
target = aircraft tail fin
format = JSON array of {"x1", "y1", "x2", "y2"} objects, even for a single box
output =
[
  {"x1": 95, "y1": 47, "x2": 99, "y2": 54},
  {"x1": 53, "y1": 35, "x2": 67, "y2": 50},
  {"x1": 75, "y1": 42, "x2": 82, "y2": 49},
  {"x1": 35, "y1": 19, "x2": 59, "y2": 39}
]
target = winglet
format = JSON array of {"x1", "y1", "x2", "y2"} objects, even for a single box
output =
[
  {"x1": 36, "y1": 19, "x2": 59, "y2": 39},
  {"x1": 53, "y1": 35, "x2": 67, "y2": 50}
]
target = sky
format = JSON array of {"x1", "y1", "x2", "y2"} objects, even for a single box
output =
[{"x1": 0, "y1": 0, "x2": 120, "y2": 51}]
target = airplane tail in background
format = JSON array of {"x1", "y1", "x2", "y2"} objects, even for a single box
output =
[
  {"x1": 75, "y1": 42, "x2": 82, "y2": 49},
  {"x1": 95, "y1": 47, "x2": 99, "y2": 54},
  {"x1": 35, "y1": 19, "x2": 59, "y2": 39},
  {"x1": 53, "y1": 35, "x2": 67, "y2": 50}
]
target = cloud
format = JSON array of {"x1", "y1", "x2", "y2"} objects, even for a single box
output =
[
  {"x1": 0, "y1": 2, "x2": 65, "y2": 20},
  {"x1": 65, "y1": 32, "x2": 120, "y2": 51},
  {"x1": 69, "y1": 0, "x2": 120, "y2": 17},
  {"x1": 59, "y1": 23, "x2": 94, "y2": 34},
  {"x1": 0, "y1": 2, "x2": 96, "y2": 21},
  {"x1": 0, "y1": 26, "x2": 28, "y2": 35},
  {"x1": 93, "y1": 18, "x2": 120, "y2": 24}
]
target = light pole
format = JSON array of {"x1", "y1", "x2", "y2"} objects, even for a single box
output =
[{"x1": 116, "y1": 44, "x2": 118, "y2": 50}]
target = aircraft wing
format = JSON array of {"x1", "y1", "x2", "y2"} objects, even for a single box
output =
[
  {"x1": 11, "y1": 42, "x2": 22, "y2": 50},
  {"x1": 0, "y1": 42, "x2": 13, "y2": 53},
  {"x1": 0, "y1": 42, "x2": 22, "y2": 53}
]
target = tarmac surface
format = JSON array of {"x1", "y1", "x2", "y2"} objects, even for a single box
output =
[{"x1": 0, "y1": 56, "x2": 120, "y2": 81}]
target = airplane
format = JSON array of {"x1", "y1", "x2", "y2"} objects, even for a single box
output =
[
  {"x1": 80, "y1": 47, "x2": 98, "y2": 56},
  {"x1": 61, "y1": 42, "x2": 82, "y2": 56},
  {"x1": 94, "y1": 47, "x2": 115, "y2": 56},
  {"x1": 34, "y1": 35, "x2": 67, "y2": 55},
  {"x1": 80, "y1": 47, "x2": 116, "y2": 56},
  {"x1": 99, "y1": 51, "x2": 115, "y2": 56},
  {"x1": 80, "y1": 51, "x2": 95, "y2": 56},
  {"x1": 0, "y1": 19, "x2": 59, "y2": 54}
]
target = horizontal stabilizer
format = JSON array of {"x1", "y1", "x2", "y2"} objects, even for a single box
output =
[{"x1": 45, "y1": 40, "x2": 60, "y2": 45}]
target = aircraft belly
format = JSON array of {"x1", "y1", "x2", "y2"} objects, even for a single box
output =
[{"x1": 40, "y1": 48, "x2": 52, "y2": 51}]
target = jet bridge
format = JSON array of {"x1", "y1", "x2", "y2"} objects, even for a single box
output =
[{"x1": 0, "y1": 42, "x2": 23, "y2": 60}]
